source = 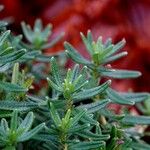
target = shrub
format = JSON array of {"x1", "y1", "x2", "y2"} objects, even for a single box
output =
[{"x1": 0, "y1": 6, "x2": 150, "y2": 150}]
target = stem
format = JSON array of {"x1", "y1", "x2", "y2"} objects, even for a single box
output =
[
  {"x1": 92, "y1": 67, "x2": 101, "y2": 87},
  {"x1": 60, "y1": 133, "x2": 68, "y2": 150},
  {"x1": 92, "y1": 66, "x2": 107, "y2": 125},
  {"x1": 64, "y1": 144, "x2": 68, "y2": 150},
  {"x1": 92, "y1": 67, "x2": 101, "y2": 101},
  {"x1": 66, "y1": 99, "x2": 73, "y2": 111}
]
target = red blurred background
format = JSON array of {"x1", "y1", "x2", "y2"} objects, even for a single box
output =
[{"x1": 0, "y1": 0, "x2": 149, "y2": 92}]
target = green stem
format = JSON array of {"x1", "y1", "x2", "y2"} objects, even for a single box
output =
[
  {"x1": 92, "y1": 66, "x2": 107, "y2": 125},
  {"x1": 66, "y1": 99, "x2": 73, "y2": 111},
  {"x1": 92, "y1": 67, "x2": 101, "y2": 87},
  {"x1": 60, "y1": 133, "x2": 68, "y2": 150}
]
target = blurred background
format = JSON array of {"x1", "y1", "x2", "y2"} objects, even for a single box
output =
[{"x1": 0, "y1": 0, "x2": 149, "y2": 92}]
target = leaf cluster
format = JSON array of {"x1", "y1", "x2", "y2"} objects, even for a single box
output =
[{"x1": 0, "y1": 5, "x2": 149, "y2": 150}]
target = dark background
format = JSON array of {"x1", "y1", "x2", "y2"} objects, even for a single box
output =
[{"x1": 0, "y1": 0, "x2": 149, "y2": 92}]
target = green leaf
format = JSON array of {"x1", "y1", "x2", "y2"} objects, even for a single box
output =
[
  {"x1": 80, "y1": 30, "x2": 93, "y2": 55},
  {"x1": 0, "y1": 49, "x2": 26, "y2": 64},
  {"x1": 70, "y1": 109, "x2": 86, "y2": 126},
  {"x1": 130, "y1": 142, "x2": 150, "y2": 150},
  {"x1": 96, "y1": 124, "x2": 102, "y2": 134},
  {"x1": 99, "y1": 68, "x2": 141, "y2": 79},
  {"x1": 69, "y1": 141, "x2": 105, "y2": 150},
  {"x1": 18, "y1": 123, "x2": 45, "y2": 142},
  {"x1": 47, "y1": 77, "x2": 62, "y2": 92},
  {"x1": 70, "y1": 64, "x2": 80, "y2": 83},
  {"x1": 41, "y1": 24, "x2": 52, "y2": 39},
  {"x1": 50, "y1": 57, "x2": 62, "y2": 87},
  {"x1": 21, "y1": 22, "x2": 33, "y2": 43},
  {"x1": 49, "y1": 102, "x2": 61, "y2": 127},
  {"x1": 66, "y1": 68, "x2": 72, "y2": 82},
  {"x1": 80, "y1": 66, "x2": 88, "y2": 80},
  {"x1": 9, "y1": 34, "x2": 22, "y2": 49},
  {"x1": 23, "y1": 77, "x2": 34, "y2": 89},
  {"x1": 99, "y1": 108, "x2": 125, "y2": 120},
  {"x1": 73, "y1": 109, "x2": 98, "y2": 125},
  {"x1": 1, "y1": 118, "x2": 9, "y2": 133},
  {"x1": 42, "y1": 32, "x2": 64, "y2": 49},
  {"x1": 74, "y1": 66, "x2": 88, "y2": 90},
  {"x1": 22, "y1": 51, "x2": 39, "y2": 60},
  {"x1": 106, "y1": 39, "x2": 126, "y2": 57},
  {"x1": 122, "y1": 115, "x2": 150, "y2": 125},
  {"x1": 104, "y1": 38, "x2": 112, "y2": 47},
  {"x1": 78, "y1": 99, "x2": 110, "y2": 113},
  {"x1": 32, "y1": 133, "x2": 57, "y2": 142},
  {"x1": 74, "y1": 80, "x2": 88, "y2": 92},
  {"x1": 0, "y1": 30, "x2": 10, "y2": 46},
  {"x1": 68, "y1": 124, "x2": 90, "y2": 133},
  {"x1": 99, "y1": 45, "x2": 113, "y2": 59},
  {"x1": 119, "y1": 92, "x2": 149, "y2": 103},
  {"x1": 64, "y1": 109, "x2": 71, "y2": 122},
  {"x1": 35, "y1": 54, "x2": 52, "y2": 62},
  {"x1": 0, "y1": 64, "x2": 11, "y2": 72},
  {"x1": 34, "y1": 19, "x2": 42, "y2": 32},
  {"x1": 107, "y1": 88, "x2": 135, "y2": 105},
  {"x1": 102, "y1": 51, "x2": 127, "y2": 64},
  {"x1": 0, "y1": 47, "x2": 13, "y2": 56},
  {"x1": 10, "y1": 110, "x2": 18, "y2": 131},
  {"x1": 48, "y1": 99, "x2": 66, "y2": 109},
  {"x1": 73, "y1": 80, "x2": 111, "y2": 102},
  {"x1": 96, "y1": 36, "x2": 103, "y2": 51},
  {"x1": 0, "y1": 21, "x2": 8, "y2": 28},
  {"x1": 17, "y1": 112, "x2": 34, "y2": 133},
  {"x1": 64, "y1": 42, "x2": 92, "y2": 66},
  {"x1": 0, "y1": 127, "x2": 5, "y2": 136},
  {"x1": 42, "y1": 142, "x2": 58, "y2": 150},
  {"x1": 11, "y1": 63, "x2": 19, "y2": 84},
  {"x1": 0, "y1": 101, "x2": 38, "y2": 111},
  {"x1": 0, "y1": 110, "x2": 12, "y2": 118},
  {"x1": 0, "y1": 81, "x2": 27, "y2": 92},
  {"x1": 77, "y1": 130, "x2": 110, "y2": 140}
]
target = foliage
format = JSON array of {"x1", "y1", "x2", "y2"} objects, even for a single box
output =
[{"x1": 0, "y1": 5, "x2": 150, "y2": 150}]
